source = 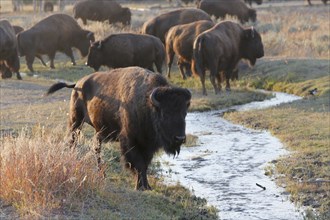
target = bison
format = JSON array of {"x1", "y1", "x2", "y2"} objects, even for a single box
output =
[
  {"x1": 46, "y1": 66, "x2": 191, "y2": 190},
  {"x1": 0, "y1": 20, "x2": 21, "y2": 80},
  {"x1": 197, "y1": 0, "x2": 257, "y2": 24},
  {"x1": 244, "y1": 0, "x2": 262, "y2": 6},
  {"x1": 141, "y1": 8, "x2": 212, "y2": 43},
  {"x1": 17, "y1": 13, "x2": 95, "y2": 73},
  {"x1": 87, "y1": 33, "x2": 165, "y2": 73},
  {"x1": 165, "y1": 20, "x2": 214, "y2": 79},
  {"x1": 73, "y1": 0, "x2": 131, "y2": 26},
  {"x1": 192, "y1": 21, "x2": 264, "y2": 95}
]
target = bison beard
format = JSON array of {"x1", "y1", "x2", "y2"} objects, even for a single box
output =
[{"x1": 46, "y1": 67, "x2": 191, "y2": 190}]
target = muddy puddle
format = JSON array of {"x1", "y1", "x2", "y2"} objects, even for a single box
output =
[{"x1": 159, "y1": 91, "x2": 305, "y2": 220}]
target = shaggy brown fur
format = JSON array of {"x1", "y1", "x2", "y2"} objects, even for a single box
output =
[
  {"x1": 0, "y1": 20, "x2": 21, "y2": 79},
  {"x1": 192, "y1": 21, "x2": 264, "y2": 95},
  {"x1": 87, "y1": 33, "x2": 165, "y2": 73},
  {"x1": 17, "y1": 14, "x2": 94, "y2": 72},
  {"x1": 141, "y1": 8, "x2": 212, "y2": 43},
  {"x1": 73, "y1": 0, "x2": 131, "y2": 26},
  {"x1": 46, "y1": 67, "x2": 191, "y2": 190},
  {"x1": 198, "y1": 0, "x2": 257, "y2": 24},
  {"x1": 165, "y1": 20, "x2": 214, "y2": 79}
]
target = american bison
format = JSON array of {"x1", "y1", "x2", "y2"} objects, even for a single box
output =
[
  {"x1": 244, "y1": 0, "x2": 262, "y2": 6},
  {"x1": 73, "y1": 0, "x2": 131, "y2": 26},
  {"x1": 197, "y1": 0, "x2": 257, "y2": 24},
  {"x1": 192, "y1": 21, "x2": 264, "y2": 95},
  {"x1": 165, "y1": 20, "x2": 214, "y2": 79},
  {"x1": 0, "y1": 20, "x2": 21, "y2": 80},
  {"x1": 141, "y1": 8, "x2": 212, "y2": 43},
  {"x1": 87, "y1": 33, "x2": 165, "y2": 73},
  {"x1": 17, "y1": 13, "x2": 95, "y2": 72},
  {"x1": 46, "y1": 66, "x2": 191, "y2": 190}
]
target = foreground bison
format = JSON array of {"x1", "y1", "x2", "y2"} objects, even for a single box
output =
[
  {"x1": 141, "y1": 8, "x2": 212, "y2": 43},
  {"x1": 46, "y1": 67, "x2": 191, "y2": 190},
  {"x1": 192, "y1": 21, "x2": 264, "y2": 95},
  {"x1": 0, "y1": 20, "x2": 21, "y2": 79},
  {"x1": 197, "y1": 0, "x2": 257, "y2": 24},
  {"x1": 165, "y1": 20, "x2": 214, "y2": 79},
  {"x1": 73, "y1": 0, "x2": 131, "y2": 26},
  {"x1": 17, "y1": 14, "x2": 95, "y2": 72},
  {"x1": 87, "y1": 33, "x2": 165, "y2": 73}
]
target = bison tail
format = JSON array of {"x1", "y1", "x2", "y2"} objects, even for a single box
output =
[
  {"x1": 46, "y1": 82, "x2": 76, "y2": 96},
  {"x1": 191, "y1": 36, "x2": 204, "y2": 78}
]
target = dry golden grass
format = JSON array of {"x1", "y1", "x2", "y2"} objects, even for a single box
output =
[{"x1": 0, "y1": 126, "x2": 105, "y2": 217}]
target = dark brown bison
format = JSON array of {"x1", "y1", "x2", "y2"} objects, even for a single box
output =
[
  {"x1": 244, "y1": 0, "x2": 262, "y2": 6},
  {"x1": 197, "y1": 0, "x2": 257, "y2": 24},
  {"x1": 165, "y1": 20, "x2": 214, "y2": 79},
  {"x1": 73, "y1": 0, "x2": 131, "y2": 26},
  {"x1": 46, "y1": 66, "x2": 191, "y2": 190},
  {"x1": 192, "y1": 21, "x2": 264, "y2": 95},
  {"x1": 17, "y1": 14, "x2": 95, "y2": 72},
  {"x1": 141, "y1": 8, "x2": 212, "y2": 43},
  {"x1": 0, "y1": 20, "x2": 21, "y2": 79},
  {"x1": 87, "y1": 33, "x2": 165, "y2": 73},
  {"x1": 307, "y1": 0, "x2": 327, "y2": 5}
]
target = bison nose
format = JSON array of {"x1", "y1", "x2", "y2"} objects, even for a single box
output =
[{"x1": 174, "y1": 135, "x2": 186, "y2": 144}]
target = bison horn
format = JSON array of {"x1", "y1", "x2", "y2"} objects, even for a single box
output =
[
  {"x1": 97, "y1": 41, "x2": 102, "y2": 49},
  {"x1": 251, "y1": 26, "x2": 255, "y2": 38},
  {"x1": 150, "y1": 88, "x2": 161, "y2": 108},
  {"x1": 87, "y1": 32, "x2": 94, "y2": 40}
]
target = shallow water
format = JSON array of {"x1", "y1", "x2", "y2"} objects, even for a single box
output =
[{"x1": 159, "y1": 91, "x2": 304, "y2": 220}]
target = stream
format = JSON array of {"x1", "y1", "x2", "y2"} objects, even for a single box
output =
[{"x1": 159, "y1": 91, "x2": 304, "y2": 220}]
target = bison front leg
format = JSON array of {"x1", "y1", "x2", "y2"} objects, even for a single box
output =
[{"x1": 120, "y1": 136, "x2": 152, "y2": 190}]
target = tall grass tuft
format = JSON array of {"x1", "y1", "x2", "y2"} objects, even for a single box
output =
[{"x1": 0, "y1": 126, "x2": 105, "y2": 217}]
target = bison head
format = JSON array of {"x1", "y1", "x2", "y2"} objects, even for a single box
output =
[
  {"x1": 86, "y1": 41, "x2": 104, "y2": 71},
  {"x1": 248, "y1": 9, "x2": 257, "y2": 23},
  {"x1": 75, "y1": 31, "x2": 95, "y2": 57},
  {"x1": 119, "y1": 8, "x2": 131, "y2": 26},
  {"x1": 150, "y1": 87, "x2": 191, "y2": 156},
  {"x1": 241, "y1": 27, "x2": 264, "y2": 66}
]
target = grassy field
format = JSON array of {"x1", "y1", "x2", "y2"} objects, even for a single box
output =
[{"x1": 1, "y1": 0, "x2": 329, "y2": 219}]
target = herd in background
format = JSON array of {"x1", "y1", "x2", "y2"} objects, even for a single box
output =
[
  {"x1": 1, "y1": 0, "x2": 327, "y2": 94},
  {"x1": 0, "y1": 0, "x2": 270, "y2": 95},
  {"x1": 0, "y1": 0, "x2": 326, "y2": 191}
]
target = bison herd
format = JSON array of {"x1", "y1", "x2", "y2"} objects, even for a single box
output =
[{"x1": 4, "y1": 0, "x2": 308, "y2": 191}]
